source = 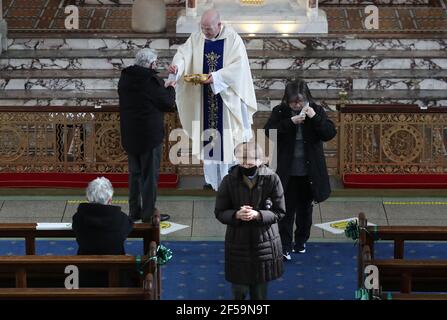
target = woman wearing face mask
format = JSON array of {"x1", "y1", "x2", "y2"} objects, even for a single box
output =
[
  {"x1": 214, "y1": 141, "x2": 286, "y2": 300},
  {"x1": 264, "y1": 79, "x2": 337, "y2": 261}
]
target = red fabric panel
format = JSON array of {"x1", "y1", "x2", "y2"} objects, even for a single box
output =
[
  {"x1": 343, "y1": 174, "x2": 447, "y2": 189},
  {"x1": 0, "y1": 173, "x2": 178, "y2": 189}
]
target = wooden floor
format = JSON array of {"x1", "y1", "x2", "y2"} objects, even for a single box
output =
[{"x1": 2, "y1": 0, "x2": 447, "y2": 35}]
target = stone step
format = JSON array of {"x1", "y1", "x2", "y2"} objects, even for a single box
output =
[
  {"x1": 1, "y1": 77, "x2": 445, "y2": 91},
  {"x1": 1, "y1": 98, "x2": 444, "y2": 109},
  {"x1": 2, "y1": 49, "x2": 447, "y2": 59},
  {"x1": 1, "y1": 56, "x2": 445, "y2": 71},
  {"x1": 7, "y1": 37, "x2": 447, "y2": 51},
  {"x1": 2, "y1": 69, "x2": 447, "y2": 79},
  {"x1": 1, "y1": 89, "x2": 445, "y2": 101}
]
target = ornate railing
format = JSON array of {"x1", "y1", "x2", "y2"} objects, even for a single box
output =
[
  {"x1": 0, "y1": 106, "x2": 339, "y2": 181},
  {"x1": 0, "y1": 106, "x2": 178, "y2": 175},
  {"x1": 339, "y1": 105, "x2": 447, "y2": 176}
]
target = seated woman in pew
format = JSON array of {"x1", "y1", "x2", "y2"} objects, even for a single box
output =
[{"x1": 72, "y1": 177, "x2": 134, "y2": 287}]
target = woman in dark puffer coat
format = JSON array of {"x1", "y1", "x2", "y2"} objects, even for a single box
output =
[{"x1": 215, "y1": 142, "x2": 286, "y2": 300}]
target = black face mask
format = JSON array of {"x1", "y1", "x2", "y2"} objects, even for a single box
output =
[{"x1": 240, "y1": 166, "x2": 257, "y2": 177}]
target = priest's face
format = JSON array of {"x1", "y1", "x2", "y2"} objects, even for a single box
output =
[{"x1": 201, "y1": 20, "x2": 221, "y2": 39}]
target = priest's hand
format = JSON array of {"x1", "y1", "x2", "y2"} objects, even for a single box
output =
[
  {"x1": 203, "y1": 74, "x2": 214, "y2": 84},
  {"x1": 168, "y1": 64, "x2": 178, "y2": 74}
]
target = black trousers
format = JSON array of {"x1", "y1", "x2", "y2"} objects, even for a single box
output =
[
  {"x1": 280, "y1": 176, "x2": 314, "y2": 252},
  {"x1": 127, "y1": 144, "x2": 162, "y2": 222},
  {"x1": 232, "y1": 283, "x2": 268, "y2": 300}
]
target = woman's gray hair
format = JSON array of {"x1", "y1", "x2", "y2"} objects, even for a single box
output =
[
  {"x1": 135, "y1": 48, "x2": 158, "y2": 68},
  {"x1": 86, "y1": 177, "x2": 114, "y2": 205}
]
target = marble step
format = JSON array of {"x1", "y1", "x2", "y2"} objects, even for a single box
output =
[
  {"x1": 7, "y1": 37, "x2": 447, "y2": 51},
  {"x1": 1, "y1": 98, "x2": 444, "y2": 109},
  {"x1": 2, "y1": 49, "x2": 447, "y2": 59},
  {"x1": 1, "y1": 77, "x2": 445, "y2": 91},
  {"x1": 3, "y1": 69, "x2": 446, "y2": 79},
  {"x1": 1, "y1": 89, "x2": 445, "y2": 101},
  {"x1": 1, "y1": 56, "x2": 446, "y2": 71}
]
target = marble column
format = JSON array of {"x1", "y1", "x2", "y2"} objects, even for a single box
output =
[{"x1": 0, "y1": 0, "x2": 8, "y2": 53}]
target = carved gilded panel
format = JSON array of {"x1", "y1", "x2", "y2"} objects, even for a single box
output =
[{"x1": 339, "y1": 107, "x2": 447, "y2": 175}]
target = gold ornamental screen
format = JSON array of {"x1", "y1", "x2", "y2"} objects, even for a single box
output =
[
  {"x1": 339, "y1": 105, "x2": 447, "y2": 175},
  {"x1": 5, "y1": 104, "x2": 444, "y2": 181},
  {"x1": 0, "y1": 106, "x2": 178, "y2": 175}
]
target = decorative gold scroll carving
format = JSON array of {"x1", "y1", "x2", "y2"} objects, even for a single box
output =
[
  {"x1": 0, "y1": 108, "x2": 179, "y2": 175},
  {"x1": 339, "y1": 107, "x2": 447, "y2": 175}
]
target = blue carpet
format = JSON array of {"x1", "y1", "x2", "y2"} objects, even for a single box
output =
[{"x1": 1, "y1": 240, "x2": 447, "y2": 300}]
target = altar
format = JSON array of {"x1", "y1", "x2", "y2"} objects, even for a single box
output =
[{"x1": 177, "y1": 0, "x2": 328, "y2": 34}]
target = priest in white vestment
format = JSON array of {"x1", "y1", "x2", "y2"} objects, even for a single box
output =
[{"x1": 168, "y1": 9, "x2": 257, "y2": 190}]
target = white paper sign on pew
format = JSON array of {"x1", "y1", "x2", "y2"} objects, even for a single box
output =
[
  {"x1": 36, "y1": 222, "x2": 190, "y2": 235},
  {"x1": 36, "y1": 223, "x2": 73, "y2": 230},
  {"x1": 315, "y1": 218, "x2": 376, "y2": 235}
]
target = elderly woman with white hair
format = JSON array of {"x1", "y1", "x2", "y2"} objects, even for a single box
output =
[
  {"x1": 72, "y1": 177, "x2": 134, "y2": 287},
  {"x1": 73, "y1": 177, "x2": 133, "y2": 255},
  {"x1": 118, "y1": 48, "x2": 176, "y2": 223}
]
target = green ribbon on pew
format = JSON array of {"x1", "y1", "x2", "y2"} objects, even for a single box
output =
[
  {"x1": 156, "y1": 244, "x2": 173, "y2": 266},
  {"x1": 355, "y1": 288, "x2": 370, "y2": 300},
  {"x1": 344, "y1": 220, "x2": 378, "y2": 242},
  {"x1": 136, "y1": 245, "x2": 173, "y2": 276},
  {"x1": 345, "y1": 220, "x2": 361, "y2": 241}
]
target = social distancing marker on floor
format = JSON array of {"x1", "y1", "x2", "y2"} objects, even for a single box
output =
[
  {"x1": 383, "y1": 201, "x2": 447, "y2": 205},
  {"x1": 160, "y1": 221, "x2": 189, "y2": 235}
]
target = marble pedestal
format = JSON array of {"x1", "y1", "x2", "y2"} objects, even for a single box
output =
[{"x1": 176, "y1": 0, "x2": 328, "y2": 34}]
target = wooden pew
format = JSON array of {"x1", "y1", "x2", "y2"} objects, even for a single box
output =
[
  {"x1": 0, "y1": 219, "x2": 160, "y2": 255},
  {"x1": 361, "y1": 244, "x2": 447, "y2": 299},
  {"x1": 0, "y1": 242, "x2": 159, "y2": 300},
  {"x1": 383, "y1": 293, "x2": 447, "y2": 300},
  {"x1": 357, "y1": 212, "x2": 447, "y2": 288},
  {"x1": 0, "y1": 214, "x2": 162, "y2": 298},
  {"x1": 357, "y1": 214, "x2": 447, "y2": 298}
]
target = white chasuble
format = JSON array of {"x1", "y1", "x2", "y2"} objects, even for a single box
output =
[{"x1": 172, "y1": 25, "x2": 257, "y2": 190}]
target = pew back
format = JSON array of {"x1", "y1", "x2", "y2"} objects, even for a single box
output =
[{"x1": 0, "y1": 241, "x2": 159, "y2": 299}]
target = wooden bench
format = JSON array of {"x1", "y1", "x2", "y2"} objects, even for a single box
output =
[
  {"x1": 0, "y1": 242, "x2": 159, "y2": 300},
  {"x1": 0, "y1": 285, "x2": 155, "y2": 300},
  {"x1": 357, "y1": 214, "x2": 447, "y2": 298},
  {"x1": 382, "y1": 293, "x2": 447, "y2": 300},
  {"x1": 0, "y1": 215, "x2": 162, "y2": 299},
  {"x1": 358, "y1": 212, "x2": 447, "y2": 287},
  {"x1": 0, "y1": 220, "x2": 160, "y2": 255}
]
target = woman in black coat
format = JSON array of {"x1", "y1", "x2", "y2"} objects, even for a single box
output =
[
  {"x1": 72, "y1": 177, "x2": 134, "y2": 287},
  {"x1": 215, "y1": 142, "x2": 286, "y2": 300},
  {"x1": 264, "y1": 80, "x2": 337, "y2": 260}
]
